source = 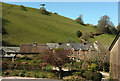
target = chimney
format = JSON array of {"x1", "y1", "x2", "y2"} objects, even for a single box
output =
[
  {"x1": 81, "y1": 39, "x2": 85, "y2": 45},
  {"x1": 33, "y1": 41, "x2": 37, "y2": 46},
  {"x1": 57, "y1": 40, "x2": 60, "y2": 47}
]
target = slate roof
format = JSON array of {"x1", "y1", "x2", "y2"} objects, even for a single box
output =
[
  {"x1": 58, "y1": 43, "x2": 72, "y2": 50},
  {"x1": 109, "y1": 31, "x2": 120, "y2": 51},
  {"x1": 19, "y1": 44, "x2": 47, "y2": 53},
  {"x1": 2, "y1": 47, "x2": 20, "y2": 53},
  {"x1": 47, "y1": 43, "x2": 58, "y2": 50},
  {"x1": 59, "y1": 43, "x2": 95, "y2": 51},
  {"x1": 19, "y1": 43, "x2": 95, "y2": 53}
]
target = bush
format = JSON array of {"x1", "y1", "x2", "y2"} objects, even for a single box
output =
[
  {"x1": 25, "y1": 73, "x2": 30, "y2": 77},
  {"x1": 4, "y1": 71, "x2": 9, "y2": 75},
  {"x1": 19, "y1": 73, "x2": 25, "y2": 77},
  {"x1": 85, "y1": 71, "x2": 93, "y2": 80},
  {"x1": 72, "y1": 72, "x2": 82, "y2": 76},
  {"x1": 40, "y1": 74, "x2": 46, "y2": 78},
  {"x1": 20, "y1": 5, "x2": 27, "y2": 11},
  {"x1": 63, "y1": 76, "x2": 85, "y2": 81},
  {"x1": 76, "y1": 31, "x2": 82, "y2": 38},
  {"x1": 13, "y1": 73, "x2": 19, "y2": 76},
  {"x1": 21, "y1": 71, "x2": 26, "y2": 74},
  {"x1": 92, "y1": 72, "x2": 102, "y2": 81},
  {"x1": 81, "y1": 61, "x2": 88, "y2": 70},
  {"x1": 88, "y1": 63, "x2": 98, "y2": 72},
  {"x1": 41, "y1": 10, "x2": 50, "y2": 15},
  {"x1": 34, "y1": 74, "x2": 40, "y2": 78},
  {"x1": 19, "y1": 56, "x2": 31, "y2": 61},
  {"x1": 45, "y1": 65, "x2": 53, "y2": 71},
  {"x1": 54, "y1": 12, "x2": 58, "y2": 14}
]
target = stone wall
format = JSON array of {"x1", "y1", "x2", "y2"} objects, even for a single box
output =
[{"x1": 110, "y1": 37, "x2": 120, "y2": 81}]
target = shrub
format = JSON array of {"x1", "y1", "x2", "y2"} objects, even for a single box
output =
[
  {"x1": 25, "y1": 73, "x2": 30, "y2": 77},
  {"x1": 40, "y1": 74, "x2": 46, "y2": 78},
  {"x1": 19, "y1": 56, "x2": 31, "y2": 61},
  {"x1": 81, "y1": 61, "x2": 88, "y2": 70},
  {"x1": 13, "y1": 73, "x2": 19, "y2": 76},
  {"x1": 45, "y1": 65, "x2": 53, "y2": 71},
  {"x1": 85, "y1": 71, "x2": 93, "y2": 80},
  {"x1": 92, "y1": 72, "x2": 102, "y2": 81},
  {"x1": 72, "y1": 72, "x2": 82, "y2": 76},
  {"x1": 63, "y1": 76, "x2": 85, "y2": 81},
  {"x1": 54, "y1": 12, "x2": 58, "y2": 14},
  {"x1": 20, "y1": 5, "x2": 27, "y2": 11},
  {"x1": 76, "y1": 30, "x2": 82, "y2": 38},
  {"x1": 34, "y1": 74, "x2": 40, "y2": 78},
  {"x1": 88, "y1": 63, "x2": 98, "y2": 72},
  {"x1": 4, "y1": 71, "x2": 9, "y2": 75},
  {"x1": 82, "y1": 72, "x2": 86, "y2": 78},
  {"x1": 21, "y1": 71, "x2": 26, "y2": 74},
  {"x1": 41, "y1": 10, "x2": 50, "y2": 15},
  {"x1": 19, "y1": 73, "x2": 25, "y2": 77}
]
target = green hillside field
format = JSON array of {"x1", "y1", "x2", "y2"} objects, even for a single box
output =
[{"x1": 2, "y1": 3, "x2": 115, "y2": 47}]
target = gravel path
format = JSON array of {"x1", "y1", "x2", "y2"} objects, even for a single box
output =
[{"x1": 100, "y1": 72, "x2": 109, "y2": 77}]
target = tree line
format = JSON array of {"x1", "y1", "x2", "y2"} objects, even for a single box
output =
[{"x1": 76, "y1": 15, "x2": 119, "y2": 35}]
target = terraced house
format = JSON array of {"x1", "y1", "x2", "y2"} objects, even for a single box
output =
[
  {"x1": 2, "y1": 42, "x2": 97, "y2": 62},
  {"x1": 47, "y1": 43, "x2": 96, "y2": 61}
]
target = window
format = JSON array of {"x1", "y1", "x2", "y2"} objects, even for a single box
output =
[
  {"x1": 72, "y1": 57, "x2": 75, "y2": 60},
  {"x1": 77, "y1": 57, "x2": 81, "y2": 62},
  {"x1": 72, "y1": 51, "x2": 74, "y2": 55},
  {"x1": 78, "y1": 50, "x2": 80, "y2": 55}
]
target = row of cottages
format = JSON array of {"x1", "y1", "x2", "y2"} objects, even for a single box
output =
[
  {"x1": 109, "y1": 31, "x2": 120, "y2": 81},
  {"x1": 1, "y1": 42, "x2": 97, "y2": 62},
  {"x1": 47, "y1": 42, "x2": 96, "y2": 61},
  {"x1": 1, "y1": 47, "x2": 20, "y2": 62}
]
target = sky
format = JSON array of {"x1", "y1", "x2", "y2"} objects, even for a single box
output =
[{"x1": 4, "y1": 2, "x2": 118, "y2": 26}]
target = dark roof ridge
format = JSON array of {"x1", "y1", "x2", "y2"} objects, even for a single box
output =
[{"x1": 109, "y1": 31, "x2": 120, "y2": 51}]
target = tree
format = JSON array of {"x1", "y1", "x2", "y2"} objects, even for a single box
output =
[
  {"x1": 43, "y1": 48, "x2": 71, "y2": 79},
  {"x1": 117, "y1": 23, "x2": 120, "y2": 31},
  {"x1": 97, "y1": 15, "x2": 117, "y2": 34},
  {"x1": 96, "y1": 42, "x2": 109, "y2": 72},
  {"x1": 75, "y1": 15, "x2": 84, "y2": 25},
  {"x1": 76, "y1": 30, "x2": 82, "y2": 38},
  {"x1": 40, "y1": 4, "x2": 45, "y2": 7},
  {"x1": 86, "y1": 42, "x2": 109, "y2": 72},
  {"x1": 40, "y1": 3, "x2": 46, "y2": 11},
  {"x1": 20, "y1": 5, "x2": 27, "y2": 11}
]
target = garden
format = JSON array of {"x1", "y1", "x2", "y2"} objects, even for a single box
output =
[{"x1": 2, "y1": 48, "x2": 110, "y2": 81}]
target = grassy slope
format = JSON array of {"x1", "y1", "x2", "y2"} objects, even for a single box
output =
[
  {"x1": 2, "y1": 3, "x2": 115, "y2": 47},
  {"x1": 89, "y1": 34, "x2": 115, "y2": 47}
]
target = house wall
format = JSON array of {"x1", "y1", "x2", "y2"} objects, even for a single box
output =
[
  {"x1": 110, "y1": 37, "x2": 120, "y2": 81},
  {"x1": 118, "y1": 38, "x2": 120, "y2": 81},
  {"x1": 69, "y1": 48, "x2": 88, "y2": 61}
]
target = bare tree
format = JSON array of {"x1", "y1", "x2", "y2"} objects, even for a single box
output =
[
  {"x1": 75, "y1": 15, "x2": 84, "y2": 25},
  {"x1": 86, "y1": 42, "x2": 109, "y2": 72},
  {"x1": 117, "y1": 23, "x2": 120, "y2": 31},
  {"x1": 43, "y1": 48, "x2": 71, "y2": 79}
]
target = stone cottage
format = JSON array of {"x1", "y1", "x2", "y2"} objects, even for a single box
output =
[
  {"x1": 47, "y1": 43, "x2": 96, "y2": 62},
  {"x1": 109, "y1": 31, "x2": 120, "y2": 81}
]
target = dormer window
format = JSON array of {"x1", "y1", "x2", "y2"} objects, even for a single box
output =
[{"x1": 33, "y1": 41, "x2": 37, "y2": 46}]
